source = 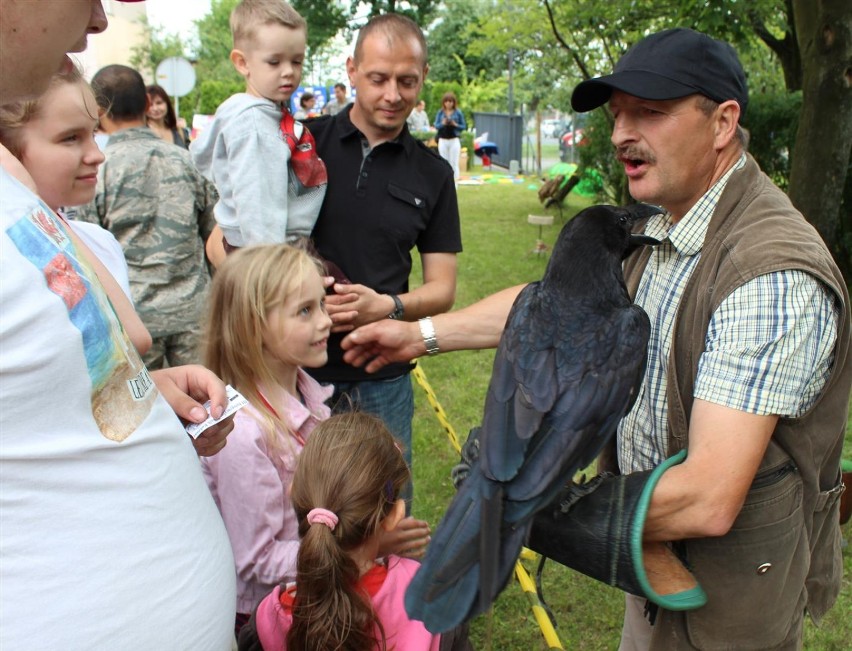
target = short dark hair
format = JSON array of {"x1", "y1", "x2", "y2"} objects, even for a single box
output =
[
  {"x1": 299, "y1": 91, "x2": 314, "y2": 107},
  {"x1": 333, "y1": 82, "x2": 346, "y2": 91},
  {"x1": 91, "y1": 64, "x2": 147, "y2": 121},
  {"x1": 353, "y1": 13, "x2": 427, "y2": 67}
]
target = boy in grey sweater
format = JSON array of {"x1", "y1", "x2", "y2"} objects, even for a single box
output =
[{"x1": 191, "y1": 0, "x2": 326, "y2": 251}]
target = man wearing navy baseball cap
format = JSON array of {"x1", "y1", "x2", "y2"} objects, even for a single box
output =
[
  {"x1": 339, "y1": 27, "x2": 850, "y2": 649},
  {"x1": 0, "y1": 2, "x2": 238, "y2": 648},
  {"x1": 532, "y1": 27, "x2": 851, "y2": 651}
]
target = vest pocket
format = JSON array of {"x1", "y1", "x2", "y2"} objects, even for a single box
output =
[
  {"x1": 684, "y1": 470, "x2": 807, "y2": 650},
  {"x1": 802, "y1": 475, "x2": 844, "y2": 622}
]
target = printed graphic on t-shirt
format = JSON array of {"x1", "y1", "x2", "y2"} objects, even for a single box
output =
[{"x1": 7, "y1": 204, "x2": 157, "y2": 441}]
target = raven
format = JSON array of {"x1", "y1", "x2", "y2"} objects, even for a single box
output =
[{"x1": 405, "y1": 203, "x2": 662, "y2": 633}]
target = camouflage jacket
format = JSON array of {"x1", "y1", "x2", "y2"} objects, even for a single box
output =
[{"x1": 78, "y1": 127, "x2": 217, "y2": 337}]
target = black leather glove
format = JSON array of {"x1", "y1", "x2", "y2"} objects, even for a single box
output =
[{"x1": 528, "y1": 450, "x2": 707, "y2": 612}]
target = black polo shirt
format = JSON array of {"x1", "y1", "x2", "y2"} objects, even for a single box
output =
[{"x1": 306, "y1": 105, "x2": 462, "y2": 382}]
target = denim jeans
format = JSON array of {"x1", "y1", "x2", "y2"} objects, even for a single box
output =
[{"x1": 330, "y1": 374, "x2": 414, "y2": 507}]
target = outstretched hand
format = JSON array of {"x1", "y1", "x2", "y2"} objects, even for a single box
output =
[
  {"x1": 151, "y1": 365, "x2": 235, "y2": 457},
  {"x1": 342, "y1": 320, "x2": 423, "y2": 373}
]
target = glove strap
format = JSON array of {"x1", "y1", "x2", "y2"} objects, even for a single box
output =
[{"x1": 631, "y1": 450, "x2": 707, "y2": 611}]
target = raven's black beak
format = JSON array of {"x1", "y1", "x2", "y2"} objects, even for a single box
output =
[
  {"x1": 624, "y1": 204, "x2": 663, "y2": 258},
  {"x1": 629, "y1": 233, "x2": 661, "y2": 247},
  {"x1": 626, "y1": 203, "x2": 665, "y2": 222},
  {"x1": 627, "y1": 203, "x2": 663, "y2": 247}
]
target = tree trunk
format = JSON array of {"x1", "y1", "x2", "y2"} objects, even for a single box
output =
[
  {"x1": 788, "y1": 0, "x2": 852, "y2": 279},
  {"x1": 750, "y1": 0, "x2": 802, "y2": 91}
]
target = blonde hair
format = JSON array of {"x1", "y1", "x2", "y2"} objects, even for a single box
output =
[
  {"x1": 287, "y1": 412, "x2": 411, "y2": 651},
  {"x1": 0, "y1": 65, "x2": 90, "y2": 159},
  {"x1": 204, "y1": 243, "x2": 324, "y2": 448},
  {"x1": 230, "y1": 0, "x2": 306, "y2": 49}
]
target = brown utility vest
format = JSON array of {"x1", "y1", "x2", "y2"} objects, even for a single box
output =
[{"x1": 622, "y1": 155, "x2": 851, "y2": 650}]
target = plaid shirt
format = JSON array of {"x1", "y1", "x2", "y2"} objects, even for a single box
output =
[{"x1": 618, "y1": 155, "x2": 839, "y2": 472}]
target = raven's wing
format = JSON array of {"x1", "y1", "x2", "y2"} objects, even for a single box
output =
[
  {"x1": 404, "y1": 468, "x2": 527, "y2": 633},
  {"x1": 480, "y1": 281, "x2": 562, "y2": 482},
  {"x1": 503, "y1": 301, "x2": 650, "y2": 515}
]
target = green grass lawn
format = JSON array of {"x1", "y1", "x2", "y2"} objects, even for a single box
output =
[{"x1": 406, "y1": 178, "x2": 852, "y2": 650}]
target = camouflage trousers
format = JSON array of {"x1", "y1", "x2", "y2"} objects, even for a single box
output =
[{"x1": 143, "y1": 329, "x2": 202, "y2": 370}]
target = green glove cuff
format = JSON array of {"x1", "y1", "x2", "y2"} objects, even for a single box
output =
[
  {"x1": 528, "y1": 450, "x2": 707, "y2": 612},
  {"x1": 631, "y1": 450, "x2": 707, "y2": 610}
]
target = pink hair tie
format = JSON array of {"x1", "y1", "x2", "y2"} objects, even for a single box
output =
[{"x1": 306, "y1": 508, "x2": 338, "y2": 531}]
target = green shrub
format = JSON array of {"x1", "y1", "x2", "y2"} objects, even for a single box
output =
[
  {"x1": 743, "y1": 91, "x2": 801, "y2": 191},
  {"x1": 193, "y1": 79, "x2": 245, "y2": 117}
]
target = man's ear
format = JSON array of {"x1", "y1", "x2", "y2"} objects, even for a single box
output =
[
  {"x1": 230, "y1": 49, "x2": 249, "y2": 76},
  {"x1": 345, "y1": 55, "x2": 356, "y2": 86},
  {"x1": 381, "y1": 499, "x2": 406, "y2": 532},
  {"x1": 422, "y1": 62, "x2": 430, "y2": 83},
  {"x1": 713, "y1": 99, "x2": 740, "y2": 150},
  {"x1": 98, "y1": 113, "x2": 119, "y2": 135}
]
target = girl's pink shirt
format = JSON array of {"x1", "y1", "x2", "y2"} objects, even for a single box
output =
[
  {"x1": 201, "y1": 369, "x2": 332, "y2": 613},
  {"x1": 255, "y1": 555, "x2": 441, "y2": 650}
]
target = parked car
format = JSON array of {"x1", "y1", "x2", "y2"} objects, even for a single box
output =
[
  {"x1": 559, "y1": 127, "x2": 588, "y2": 161},
  {"x1": 541, "y1": 119, "x2": 566, "y2": 138}
]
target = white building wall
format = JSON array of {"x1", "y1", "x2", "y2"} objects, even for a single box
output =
[{"x1": 76, "y1": 0, "x2": 148, "y2": 81}]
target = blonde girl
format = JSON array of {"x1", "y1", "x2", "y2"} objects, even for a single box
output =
[{"x1": 201, "y1": 243, "x2": 333, "y2": 636}]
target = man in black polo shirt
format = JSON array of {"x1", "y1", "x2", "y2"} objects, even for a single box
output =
[{"x1": 307, "y1": 14, "x2": 462, "y2": 510}]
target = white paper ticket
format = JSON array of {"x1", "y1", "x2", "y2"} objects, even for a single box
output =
[{"x1": 185, "y1": 385, "x2": 248, "y2": 439}]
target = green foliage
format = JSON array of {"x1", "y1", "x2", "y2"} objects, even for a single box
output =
[
  {"x1": 743, "y1": 91, "x2": 801, "y2": 191},
  {"x1": 425, "y1": 0, "x2": 504, "y2": 83},
  {"x1": 291, "y1": 0, "x2": 348, "y2": 53},
  {"x1": 194, "y1": 79, "x2": 245, "y2": 116},
  {"x1": 409, "y1": 177, "x2": 852, "y2": 649},
  {"x1": 129, "y1": 15, "x2": 186, "y2": 80},
  {"x1": 193, "y1": 0, "x2": 243, "y2": 87},
  {"x1": 578, "y1": 108, "x2": 626, "y2": 204},
  {"x1": 355, "y1": 0, "x2": 437, "y2": 24}
]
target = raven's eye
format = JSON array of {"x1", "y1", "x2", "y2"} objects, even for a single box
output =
[{"x1": 619, "y1": 214, "x2": 629, "y2": 225}]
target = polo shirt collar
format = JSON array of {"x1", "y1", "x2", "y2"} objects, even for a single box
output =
[{"x1": 333, "y1": 104, "x2": 415, "y2": 156}]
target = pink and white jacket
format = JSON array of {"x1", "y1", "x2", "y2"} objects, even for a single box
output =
[{"x1": 201, "y1": 370, "x2": 332, "y2": 614}]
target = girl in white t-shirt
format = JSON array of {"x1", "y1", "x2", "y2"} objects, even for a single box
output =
[
  {"x1": 0, "y1": 65, "x2": 149, "y2": 353},
  {"x1": 200, "y1": 243, "x2": 334, "y2": 637}
]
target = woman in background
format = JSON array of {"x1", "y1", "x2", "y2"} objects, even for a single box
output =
[
  {"x1": 434, "y1": 92, "x2": 466, "y2": 182},
  {"x1": 146, "y1": 84, "x2": 189, "y2": 148}
]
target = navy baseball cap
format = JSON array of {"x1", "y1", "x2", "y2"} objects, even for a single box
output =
[{"x1": 571, "y1": 28, "x2": 748, "y2": 119}]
